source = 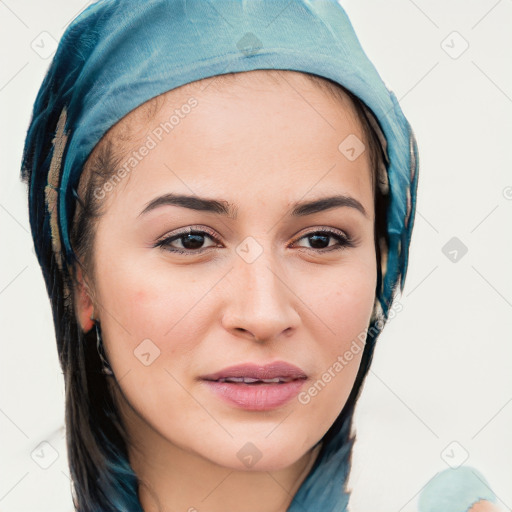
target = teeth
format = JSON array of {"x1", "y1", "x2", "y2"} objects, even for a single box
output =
[
  {"x1": 221, "y1": 377, "x2": 245, "y2": 383},
  {"x1": 218, "y1": 377, "x2": 292, "y2": 384}
]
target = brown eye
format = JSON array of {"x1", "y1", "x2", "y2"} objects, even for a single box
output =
[
  {"x1": 292, "y1": 229, "x2": 354, "y2": 252},
  {"x1": 155, "y1": 228, "x2": 220, "y2": 254}
]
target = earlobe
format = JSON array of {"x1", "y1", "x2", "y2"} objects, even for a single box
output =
[{"x1": 74, "y1": 265, "x2": 95, "y2": 333}]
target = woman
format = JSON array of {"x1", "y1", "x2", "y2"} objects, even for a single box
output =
[{"x1": 20, "y1": 0, "x2": 497, "y2": 511}]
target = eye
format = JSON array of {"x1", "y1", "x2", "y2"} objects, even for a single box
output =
[
  {"x1": 290, "y1": 228, "x2": 354, "y2": 252},
  {"x1": 154, "y1": 226, "x2": 355, "y2": 256},
  {"x1": 154, "y1": 227, "x2": 220, "y2": 255}
]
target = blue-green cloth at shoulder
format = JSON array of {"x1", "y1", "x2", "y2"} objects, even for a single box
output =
[{"x1": 418, "y1": 466, "x2": 497, "y2": 512}]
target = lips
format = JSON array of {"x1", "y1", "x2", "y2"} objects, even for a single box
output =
[
  {"x1": 199, "y1": 362, "x2": 308, "y2": 411},
  {"x1": 200, "y1": 361, "x2": 308, "y2": 383}
]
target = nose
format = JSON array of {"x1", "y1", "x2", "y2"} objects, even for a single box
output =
[{"x1": 221, "y1": 247, "x2": 301, "y2": 343}]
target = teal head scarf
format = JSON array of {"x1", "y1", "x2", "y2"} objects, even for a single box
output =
[{"x1": 21, "y1": 1, "x2": 419, "y2": 510}]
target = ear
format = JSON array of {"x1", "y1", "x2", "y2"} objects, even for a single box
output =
[{"x1": 74, "y1": 265, "x2": 96, "y2": 333}]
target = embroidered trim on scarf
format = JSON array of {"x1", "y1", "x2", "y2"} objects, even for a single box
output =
[{"x1": 44, "y1": 107, "x2": 72, "y2": 307}]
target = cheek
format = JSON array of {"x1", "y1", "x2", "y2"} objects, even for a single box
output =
[
  {"x1": 298, "y1": 259, "x2": 376, "y2": 347},
  {"x1": 94, "y1": 248, "x2": 217, "y2": 364},
  {"x1": 292, "y1": 261, "x2": 376, "y2": 423}
]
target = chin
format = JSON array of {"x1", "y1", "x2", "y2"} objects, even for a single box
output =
[{"x1": 198, "y1": 431, "x2": 318, "y2": 473}]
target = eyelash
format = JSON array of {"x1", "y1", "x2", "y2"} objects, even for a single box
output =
[{"x1": 154, "y1": 226, "x2": 355, "y2": 255}]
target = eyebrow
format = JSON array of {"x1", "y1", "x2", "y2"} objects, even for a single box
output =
[{"x1": 138, "y1": 193, "x2": 368, "y2": 219}]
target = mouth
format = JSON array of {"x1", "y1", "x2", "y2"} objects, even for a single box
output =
[
  {"x1": 212, "y1": 376, "x2": 300, "y2": 384},
  {"x1": 200, "y1": 361, "x2": 308, "y2": 381},
  {"x1": 199, "y1": 362, "x2": 308, "y2": 411}
]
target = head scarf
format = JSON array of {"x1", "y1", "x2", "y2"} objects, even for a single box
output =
[{"x1": 21, "y1": 0, "x2": 419, "y2": 509}]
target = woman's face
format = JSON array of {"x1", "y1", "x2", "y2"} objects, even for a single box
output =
[{"x1": 81, "y1": 70, "x2": 377, "y2": 473}]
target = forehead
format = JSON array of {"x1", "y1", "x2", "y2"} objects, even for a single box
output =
[{"x1": 99, "y1": 69, "x2": 373, "y2": 215}]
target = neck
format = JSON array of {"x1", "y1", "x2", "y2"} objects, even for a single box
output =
[{"x1": 135, "y1": 440, "x2": 321, "y2": 512}]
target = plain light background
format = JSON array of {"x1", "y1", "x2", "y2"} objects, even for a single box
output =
[{"x1": 1, "y1": 1, "x2": 511, "y2": 511}]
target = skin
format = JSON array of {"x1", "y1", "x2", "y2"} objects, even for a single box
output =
[
  {"x1": 470, "y1": 503, "x2": 507, "y2": 512},
  {"x1": 75, "y1": 70, "x2": 377, "y2": 512}
]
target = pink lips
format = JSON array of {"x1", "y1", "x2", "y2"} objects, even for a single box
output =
[{"x1": 200, "y1": 362, "x2": 308, "y2": 411}]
